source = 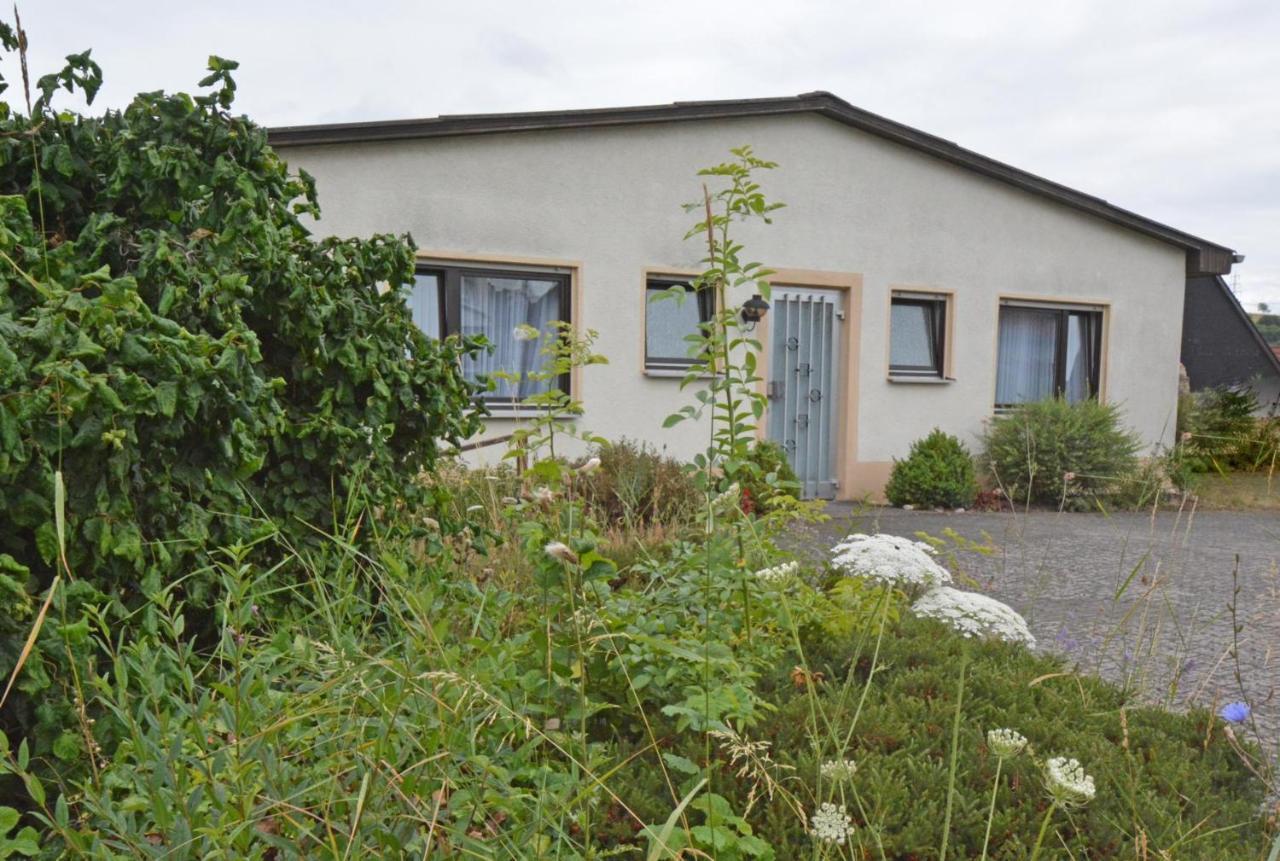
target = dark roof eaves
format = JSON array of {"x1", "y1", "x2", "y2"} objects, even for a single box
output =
[{"x1": 267, "y1": 91, "x2": 1236, "y2": 263}]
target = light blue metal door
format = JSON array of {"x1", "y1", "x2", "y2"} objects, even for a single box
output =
[{"x1": 766, "y1": 288, "x2": 842, "y2": 499}]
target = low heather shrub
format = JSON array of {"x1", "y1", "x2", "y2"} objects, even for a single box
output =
[
  {"x1": 982, "y1": 398, "x2": 1141, "y2": 509},
  {"x1": 578, "y1": 438, "x2": 700, "y2": 527},
  {"x1": 885, "y1": 428, "x2": 978, "y2": 509}
]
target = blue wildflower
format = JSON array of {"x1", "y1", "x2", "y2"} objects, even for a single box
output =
[{"x1": 1219, "y1": 701, "x2": 1250, "y2": 724}]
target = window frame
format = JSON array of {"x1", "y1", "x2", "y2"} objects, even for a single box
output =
[
  {"x1": 994, "y1": 300, "x2": 1103, "y2": 410},
  {"x1": 644, "y1": 276, "x2": 715, "y2": 372},
  {"x1": 413, "y1": 262, "x2": 573, "y2": 411},
  {"x1": 888, "y1": 291, "x2": 948, "y2": 380}
]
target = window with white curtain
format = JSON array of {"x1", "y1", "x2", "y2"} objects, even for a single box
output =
[
  {"x1": 410, "y1": 264, "x2": 571, "y2": 408},
  {"x1": 995, "y1": 302, "x2": 1102, "y2": 408},
  {"x1": 645, "y1": 277, "x2": 714, "y2": 370},
  {"x1": 889, "y1": 292, "x2": 948, "y2": 378}
]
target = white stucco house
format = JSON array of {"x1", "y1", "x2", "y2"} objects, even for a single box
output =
[{"x1": 269, "y1": 92, "x2": 1243, "y2": 500}]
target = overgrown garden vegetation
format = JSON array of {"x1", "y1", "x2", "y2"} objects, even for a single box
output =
[{"x1": 0, "y1": 32, "x2": 1277, "y2": 859}]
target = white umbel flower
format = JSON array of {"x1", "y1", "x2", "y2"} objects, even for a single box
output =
[
  {"x1": 830, "y1": 533, "x2": 952, "y2": 592},
  {"x1": 755, "y1": 561, "x2": 799, "y2": 585},
  {"x1": 987, "y1": 728, "x2": 1029, "y2": 758},
  {"x1": 1045, "y1": 756, "x2": 1096, "y2": 806},
  {"x1": 819, "y1": 758, "x2": 857, "y2": 781},
  {"x1": 911, "y1": 587, "x2": 1036, "y2": 647},
  {"x1": 809, "y1": 802, "x2": 853, "y2": 845},
  {"x1": 512, "y1": 324, "x2": 540, "y2": 342},
  {"x1": 710, "y1": 483, "x2": 741, "y2": 512}
]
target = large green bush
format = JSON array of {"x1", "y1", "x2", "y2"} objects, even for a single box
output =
[
  {"x1": 884, "y1": 428, "x2": 978, "y2": 509},
  {"x1": 982, "y1": 398, "x2": 1141, "y2": 509},
  {"x1": 0, "y1": 43, "x2": 482, "y2": 767}
]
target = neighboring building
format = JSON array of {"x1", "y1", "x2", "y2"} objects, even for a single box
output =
[
  {"x1": 269, "y1": 92, "x2": 1241, "y2": 499},
  {"x1": 1181, "y1": 276, "x2": 1280, "y2": 413}
]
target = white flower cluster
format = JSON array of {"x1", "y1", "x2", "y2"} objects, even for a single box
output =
[
  {"x1": 711, "y1": 483, "x2": 741, "y2": 512},
  {"x1": 809, "y1": 802, "x2": 853, "y2": 845},
  {"x1": 911, "y1": 587, "x2": 1036, "y2": 647},
  {"x1": 819, "y1": 758, "x2": 857, "y2": 781},
  {"x1": 1045, "y1": 756, "x2": 1096, "y2": 806},
  {"x1": 755, "y1": 561, "x2": 799, "y2": 585},
  {"x1": 987, "y1": 728, "x2": 1029, "y2": 758},
  {"x1": 830, "y1": 533, "x2": 952, "y2": 592}
]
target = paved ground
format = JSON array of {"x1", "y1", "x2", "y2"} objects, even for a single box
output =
[{"x1": 784, "y1": 504, "x2": 1280, "y2": 756}]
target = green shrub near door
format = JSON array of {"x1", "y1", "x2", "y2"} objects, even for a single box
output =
[{"x1": 885, "y1": 429, "x2": 979, "y2": 509}]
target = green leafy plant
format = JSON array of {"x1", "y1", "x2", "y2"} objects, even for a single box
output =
[
  {"x1": 982, "y1": 398, "x2": 1141, "y2": 509},
  {"x1": 503, "y1": 320, "x2": 608, "y2": 467},
  {"x1": 0, "y1": 33, "x2": 483, "y2": 783},
  {"x1": 884, "y1": 428, "x2": 979, "y2": 509},
  {"x1": 739, "y1": 440, "x2": 799, "y2": 511},
  {"x1": 663, "y1": 146, "x2": 783, "y2": 490}
]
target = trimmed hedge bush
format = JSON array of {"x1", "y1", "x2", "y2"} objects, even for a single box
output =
[
  {"x1": 885, "y1": 428, "x2": 978, "y2": 509},
  {"x1": 982, "y1": 398, "x2": 1141, "y2": 509}
]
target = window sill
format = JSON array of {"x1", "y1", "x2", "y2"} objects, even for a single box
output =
[
  {"x1": 645, "y1": 367, "x2": 714, "y2": 379},
  {"x1": 482, "y1": 406, "x2": 579, "y2": 420},
  {"x1": 887, "y1": 375, "x2": 953, "y2": 385}
]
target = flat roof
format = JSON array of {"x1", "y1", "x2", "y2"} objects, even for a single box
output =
[{"x1": 269, "y1": 91, "x2": 1238, "y2": 275}]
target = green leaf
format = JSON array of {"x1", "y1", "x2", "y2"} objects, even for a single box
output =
[{"x1": 52, "y1": 731, "x2": 80, "y2": 761}]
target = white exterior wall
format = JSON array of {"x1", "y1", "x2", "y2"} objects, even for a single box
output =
[{"x1": 279, "y1": 113, "x2": 1187, "y2": 498}]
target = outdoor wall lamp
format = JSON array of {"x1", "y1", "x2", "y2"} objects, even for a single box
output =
[{"x1": 740, "y1": 294, "x2": 770, "y2": 326}]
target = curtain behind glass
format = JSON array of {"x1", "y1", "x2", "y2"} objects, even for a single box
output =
[
  {"x1": 646, "y1": 286, "x2": 702, "y2": 363},
  {"x1": 890, "y1": 302, "x2": 936, "y2": 370},
  {"x1": 995, "y1": 307, "x2": 1057, "y2": 405},
  {"x1": 1063, "y1": 313, "x2": 1094, "y2": 402},
  {"x1": 407, "y1": 273, "x2": 442, "y2": 338},
  {"x1": 460, "y1": 276, "x2": 560, "y2": 400}
]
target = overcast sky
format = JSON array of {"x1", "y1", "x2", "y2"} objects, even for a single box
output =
[{"x1": 19, "y1": 0, "x2": 1280, "y2": 309}]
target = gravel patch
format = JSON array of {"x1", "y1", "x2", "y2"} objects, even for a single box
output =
[{"x1": 784, "y1": 504, "x2": 1280, "y2": 758}]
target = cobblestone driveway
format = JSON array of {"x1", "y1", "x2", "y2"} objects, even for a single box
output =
[{"x1": 784, "y1": 505, "x2": 1280, "y2": 753}]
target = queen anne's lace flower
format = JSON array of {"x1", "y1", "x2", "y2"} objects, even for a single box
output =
[
  {"x1": 809, "y1": 802, "x2": 853, "y2": 845},
  {"x1": 755, "y1": 561, "x2": 799, "y2": 585},
  {"x1": 911, "y1": 586, "x2": 1036, "y2": 647},
  {"x1": 830, "y1": 533, "x2": 952, "y2": 592},
  {"x1": 711, "y1": 483, "x2": 741, "y2": 512},
  {"x1": 987, "y1": 728, "x2": 1028, "y2": 758},
  {"x1": 819, "y1": 758, "x2": 857, "y2": 781},
  {"x1": 1045, "y1": 756, "x2": 1096, "y2": 805}
]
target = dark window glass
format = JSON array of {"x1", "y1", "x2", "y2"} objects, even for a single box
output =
[
  {"x1": 645, "y1": 278, "x2": 714, "y2": 370},
  {"x1": 890, "y1": 295, "x2": 946, "y2": 377},
  {"x1": 995, "y1": 304, "x2": 1102, "y2": 408}
]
